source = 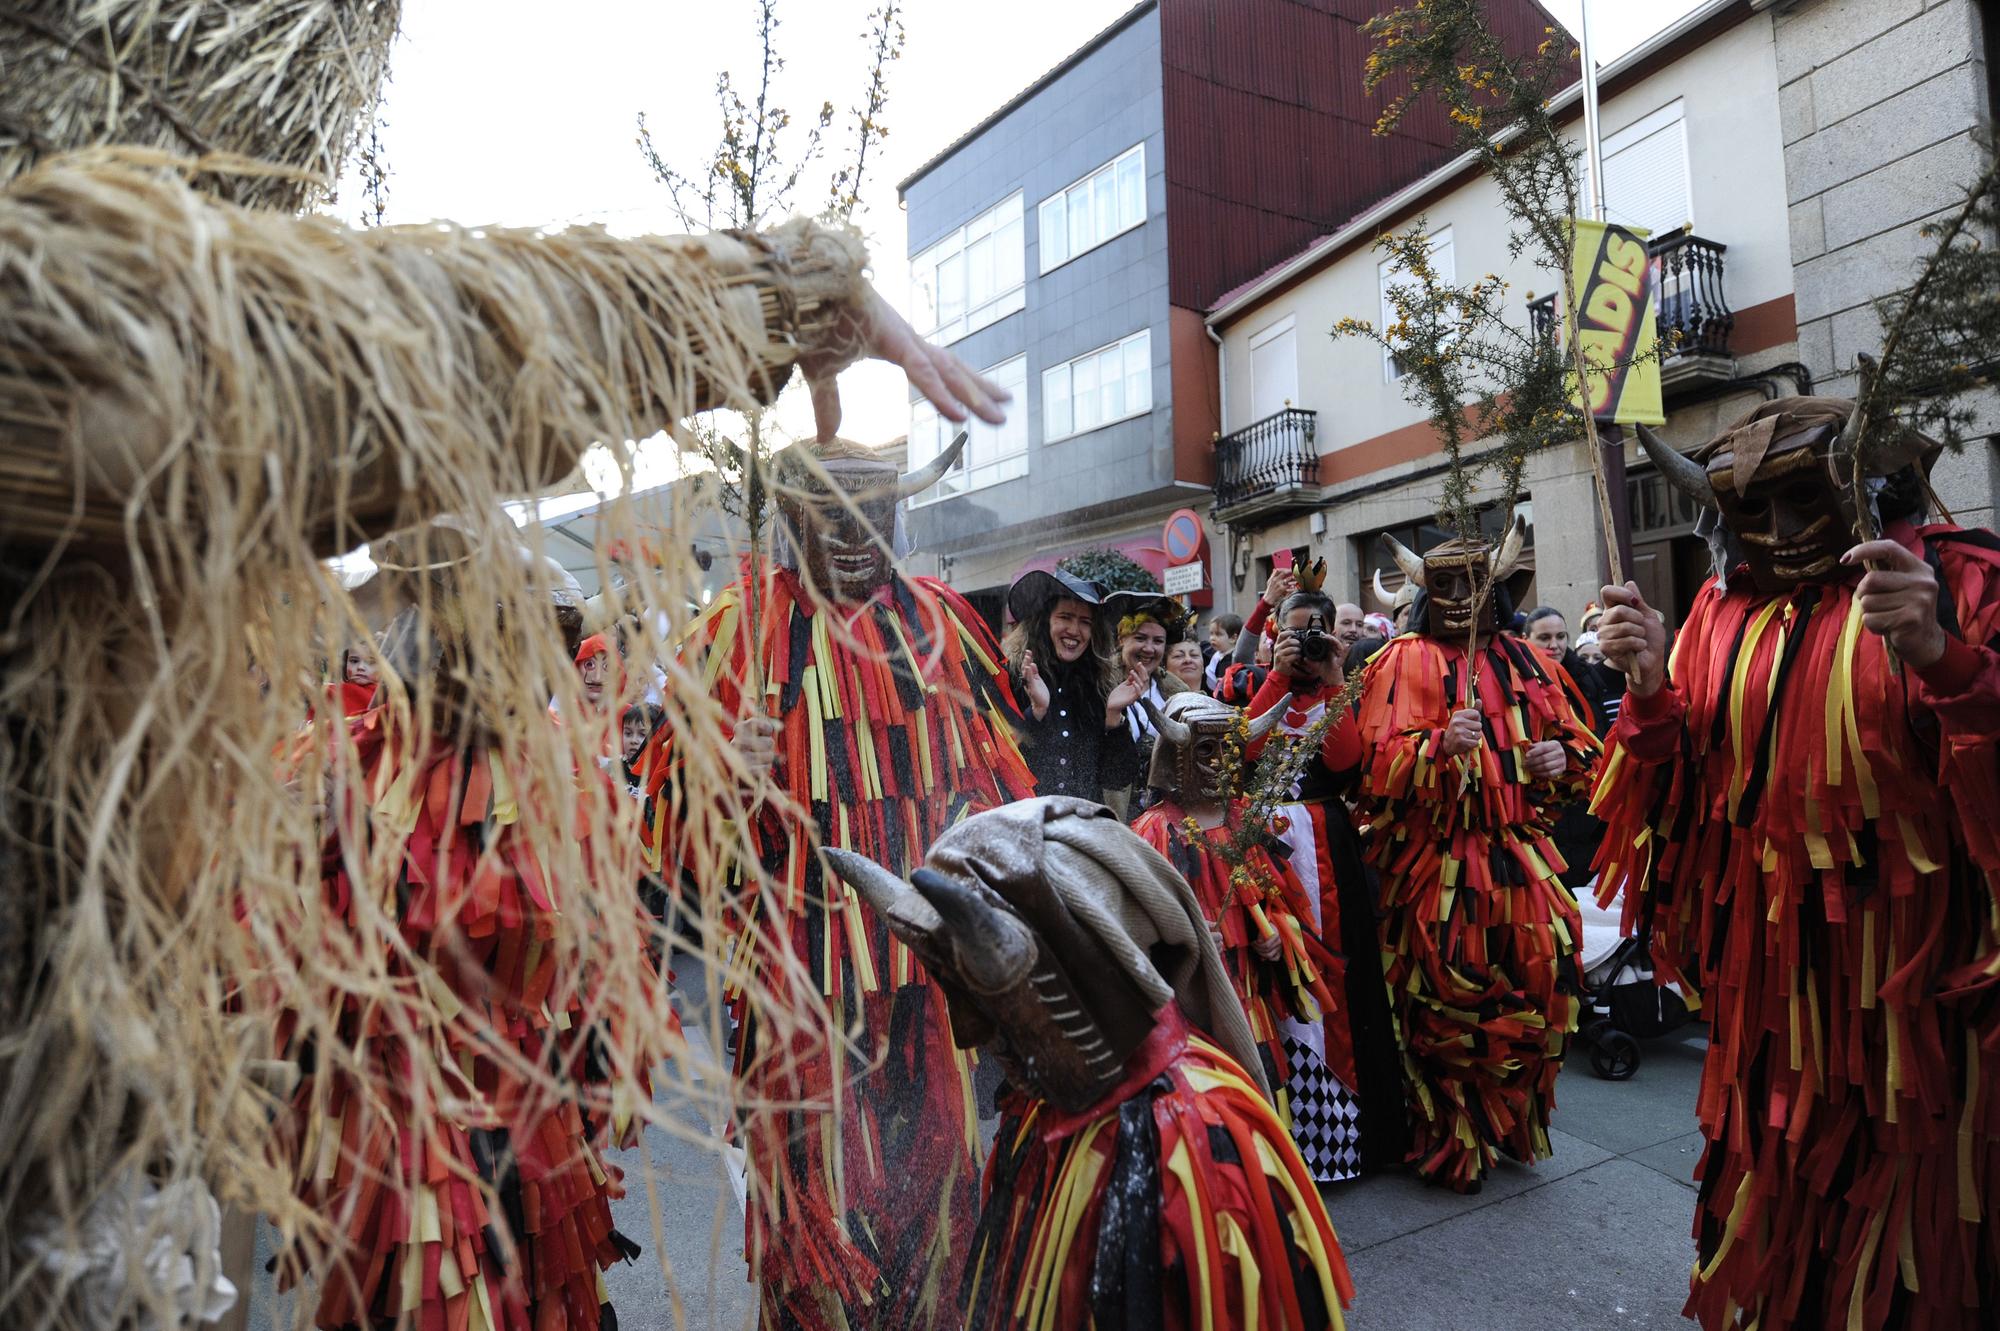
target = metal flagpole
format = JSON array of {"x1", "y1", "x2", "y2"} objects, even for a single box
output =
[
  {"x1": 1576, "y1": 0, "x2": 1637, "y2": 587},
  {"x1": 1579, "y1": 0, "x2": 1606, "y2": 223}
]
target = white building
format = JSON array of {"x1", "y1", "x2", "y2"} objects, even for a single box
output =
[{"x1": 1206, "y1": 0, "x2": 1997, "y2": 627}]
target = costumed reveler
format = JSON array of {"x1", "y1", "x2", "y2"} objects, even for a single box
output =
[
  {"x1": 1001, "y1": 568, "x2": 1145, "y2": 801},
  {"x1": 643, "y1": 434, "x2": 1035, "y2": 1330},
  {"x1": 1130, "y1": 693, "x2": 1346, "y2": 1128},
  {"x1": 1104, "y1": 592, "x2": 1194, "y2": 817},
  {"x1": 822, "y1": 797, "x2": 1356, "y2": 1331},
  {"x1": 1594, "y1": 400, "x2": 2000, "y2": 1331},
  {"x1": 1359, "y1": 521, "x2": 1601, "y2": 1192},
  {"x1": 0, "y1": 4, "x2": 1013, "y2": 1322},
  {"x1": 1241, "y1": 561, "x2": 1404, "y2": 1180},
  {"x1": 274, "y1": 523, "x2": 652, "y2": 1330}
]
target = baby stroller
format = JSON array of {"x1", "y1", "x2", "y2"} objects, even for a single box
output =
[{"x1": 1573, "y1": 887, "x2": 1694, "y2": 1080}]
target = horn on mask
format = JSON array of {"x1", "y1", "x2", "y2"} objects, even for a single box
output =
[
  {"x1": 823, "y1": 848, "x2": 945, "y2": 943},
  {"x1": 1244, "y1": 698, "x2": 1287, "y2": 742},
  {"x1": 1636, "y1": 423, "x2": 1717, "y2": 507},
  {"x1": 1143, "y1": 696, "x2": 1192, "y2": 746},
  {"x1": 897, "y1": 430, "x2": 971, "y2": 498},
  {"x1": 1372, "y1": 568, "x2": 1396, "y2": 612},
  {"x1": 1379, "y1": 531, "x2": 1425, "y2": 583},
  {"x1": 909, "y1": 868, "x2": 1036, "y2": 994},
  {"x1": 1492, "y1": 513, "x2": 1528, "y2": 581}
]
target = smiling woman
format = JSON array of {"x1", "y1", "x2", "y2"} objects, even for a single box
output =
[{"x1": 1002, "y1": 568, "x2": 1142, "y2": 802}]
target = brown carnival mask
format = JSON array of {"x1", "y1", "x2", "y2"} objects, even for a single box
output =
[
  {"x1": 769, "y1": 433, "x2": 967, "y2": 603},
  {"x1": 1635, "y1": 395, "x2": 1936, "y2": 595},
  {"x1": 1382, "y1": 516, "x2": 1527, "y2": 641},
  {"x1": 1143, "y1": 692, "x2": 1279, "y2": 807}
]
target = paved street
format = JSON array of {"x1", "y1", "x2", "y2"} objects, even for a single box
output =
[
  {"x1": 249, "y1": 999, "x2": 1707, "y2": 1331},
  {"x1": 1332, "y1": 1025, "x2": 1708, "y2": 1331}
]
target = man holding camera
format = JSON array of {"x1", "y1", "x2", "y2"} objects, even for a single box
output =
[{"x1": 1239, "y1": 588, "x2": 1408, "y2": 1179}]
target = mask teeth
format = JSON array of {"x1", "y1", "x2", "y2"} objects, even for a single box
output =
[{"x1": 1032, "y1": 968, "x2": 1118, "y2": 1065}]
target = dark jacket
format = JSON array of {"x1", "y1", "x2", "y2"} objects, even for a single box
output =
[{"x1": 1010, "y1": 664, "x2": 1139, "y2": 800}]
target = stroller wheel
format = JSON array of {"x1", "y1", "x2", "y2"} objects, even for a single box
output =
[{"x1": 1589, "y1": 1030, "x2": 1641, "y2": 1081}]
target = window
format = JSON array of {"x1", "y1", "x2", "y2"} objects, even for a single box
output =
[
  {"x1": 1602, "y1": 100, "x2": 1690, "y2": 239},
  {"x1": 1043, "y1": 330, "x2": 1151, "y2": 442},
  {"x1": 1248, "y1": 315, "x2": 1298, "y2": 422},
  {"x1": 908, "y1": 355, "x2": 1030, "y2": 503},
  {"x1": 1037, "y1": 144, "x2": 1147, "y2": 273},
  {"x1": 911, "y1": 193, "x2": 1025, "y2": 343},
  {"x1": 1378, "y1": 228, "x2": 1455, "y2": 381}
]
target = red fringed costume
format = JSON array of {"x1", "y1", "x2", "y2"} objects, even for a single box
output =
[
  {"x1": 278, "y1": 705, "x2": 645, "y2": 1331},
  {"x1": 1132, "y1": 802, "x2": 1351, "y2": 1114},
  {"x1": 651, "y1": 564, "x2": 1034, "y2": 1330},
  {"x1": 1356, "y1": 633, "x2": 1601, "y2": 1190},
  {"x1": 1591, "y1": 521, "x2": 2000, "y2": 1330},
  {"x1": 967, "y1": 1008, "x2": 1354, "y2": 1331}
]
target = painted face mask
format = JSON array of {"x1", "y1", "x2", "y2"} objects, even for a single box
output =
[
  {"x1": 770, "y1": 433, "x2": 967, "y2": 603},
  {"x1": 1143, "y1": 692, "x2": 1281, "y2": 806},
  {"x1": 1636, "y1": 397, "x2": 1936, "y2": 595},
  {"x1": 1381, "y1": 516, "x2": 1527, "y2": 641}
]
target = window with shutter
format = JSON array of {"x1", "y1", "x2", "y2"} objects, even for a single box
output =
[
  {"x1": 1602, "y1": 101, "x2": 1690, "y2": 239},
  {"x1": 1248, "y1": 316, "x2": 1298, "y2": 423}
]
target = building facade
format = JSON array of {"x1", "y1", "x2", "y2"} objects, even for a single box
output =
[
  {"x1": 894, "y1": 0, "x2": 1559, "y2": 622},
  {"x1": 1207, "y1": 0, "x2": 1999, "y2": 629}
]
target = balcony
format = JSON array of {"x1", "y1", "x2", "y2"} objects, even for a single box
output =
[
  {"x1": 1527, "y1": 232, "x2": 1736, "y2": 399},
  {"x1": 1213, "y1": 407, "x2": 1320, "y2": 524}
]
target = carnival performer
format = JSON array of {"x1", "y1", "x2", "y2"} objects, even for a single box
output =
[
  {"x1": 1243, "y1": 570, "x2": 1402, "y2": 1179},
  {"x1": 1002, "y1": 567, "x2": 1145, "y2": 801},
  {"x1": 1595, "y1": 399, "x2": 2000, "y2": 1331},
  {"x1": 273, "y1": 523, "x2": 662, "y2": 1328},
  {"x1": 1131, "y1": 692, "x2": 1346, "y2": 1122},
  {"x1": 1359, "y1": 520, "x2": 1601, "y2": 1192},
  {"x1": 645, "y1": 434, "x2": 1035, "y2": 1330},
  {"x1": 0, "y1": 5, "x2": 1013, "y2": 1320},
  {"x1": 823, "y1": 797, "x2": 1356, "y2": 1331}
]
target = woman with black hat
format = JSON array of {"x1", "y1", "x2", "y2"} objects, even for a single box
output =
[{"x1": 1002, "y1": 568, "x2": 1145, "y2": 802}]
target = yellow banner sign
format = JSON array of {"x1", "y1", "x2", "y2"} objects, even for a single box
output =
[{"x1": 1566, "y1": 218, "x2": 1666, "y2": 426}]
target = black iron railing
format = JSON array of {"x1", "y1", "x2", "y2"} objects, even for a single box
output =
[
  {"x1": 1652, "y1": 233, "x2": 1732, "y2": 356},
  {"x1": 1214, "y1": 408, "x2": 1318, "y2": 511},
  {"x1": 1529, "y1": 292, "x2": 1558, "y2": 346},
  {"x1": 1526, "y1": 233, "x2": 1733, "y2": 359}
]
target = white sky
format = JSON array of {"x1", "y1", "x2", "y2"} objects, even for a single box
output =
[{"x1": 351, "y1": 0, "x2": 1709, "y2": 484}]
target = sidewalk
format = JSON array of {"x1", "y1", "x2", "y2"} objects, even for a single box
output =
[{"x1": 1330, "y1": 1025, "x2": 1707, "y2": 1331}]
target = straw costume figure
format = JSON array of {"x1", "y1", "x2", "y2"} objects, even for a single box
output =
[
  {"x1": 1358, "y1": 521, "x2": 1601, "y2": 1192},
  {"x1": 823, "y1": 798, "x2": 1355, "y2": 1331},
  {"x1": 0, "y1": 4, "x2": 1009, "y2": 1325},
  {"x1": 1130, "y1": 693, "x2": 1348, "y2": 1125},
  {"x1": 645, "y1": 435, "x2": 1034, "y2": 1330},
  {"x1": 1595, "y1": 399, "x2": 2000, "y2": 1331}
]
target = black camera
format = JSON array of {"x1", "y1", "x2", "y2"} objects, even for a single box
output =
[{"x1": 1298, "y1": 628, "x2": 1334, "y2": 663}]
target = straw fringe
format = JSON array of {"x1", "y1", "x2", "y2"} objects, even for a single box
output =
[
  {"x1": 0, "y1": 0, "x2": 401, "y2": 213},
  {"x1": 0, "y1": 151, "x2": 874, "y2": 1330}
]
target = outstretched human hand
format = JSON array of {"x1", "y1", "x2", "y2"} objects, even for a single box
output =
[{"x1": 807, "y1": 283, "x2": 1011, "y2": 441}]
